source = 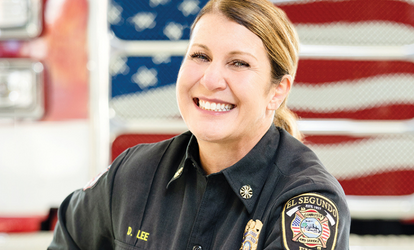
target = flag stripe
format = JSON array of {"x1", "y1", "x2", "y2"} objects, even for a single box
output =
[
  {"x1": 308, "y1": 136, "x2": 414, "y2": 177},
  {"x1": 295, "y1": 60, "x2": 414, "y2": 85},
  {"x1": 291, "y1": 76, "x2": 414, "y2": 111},
  {"x1": 293, "y1": 104, "x2": 414, "y2": 120},
  {"x1": 277, "y1": 0, "x2": 414, "y2": 26},
  {"x1": 338, "y1": 169, "x2": 414, "y2": 196},
  {"x1": 294, "y1": 22, "x2": 414, "y2": 46}
]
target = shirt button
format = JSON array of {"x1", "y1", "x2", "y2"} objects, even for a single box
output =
[{"x1": 192, "y1": 245, "x2": 202, "y2": 250}]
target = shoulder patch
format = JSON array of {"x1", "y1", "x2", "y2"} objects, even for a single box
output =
[
  {"x1": 83, "y1": 165, "x2": 111, "y2": 191},
  {"x1": 282, "y1": 193, "x2": 339, "y2": 250}
]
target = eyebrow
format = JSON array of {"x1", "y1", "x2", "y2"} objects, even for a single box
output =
[
  {"x1": 229, "y1": 51, "x2": 258, "y2": 61},
  {"x1": 191, "y1": 43, "x2": 258, "y2": 61},
  {"x1": 191, "y1": 43, "x2": 210, "y2": 52}
]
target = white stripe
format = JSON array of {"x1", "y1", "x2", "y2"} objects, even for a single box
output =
[
  {"x1": 295, "y1": 22, "x2": 414, "y2": 46},
  {"x1": 110, "y1": 84, "x2": 180, "y2": 120},
  {"x1": 308, "y1": 136, "x2": 414, "y2": 178},
  {"x1": 297, "y1": 120, "x2": 414, "y2": 135},
  {"x1": 325, "y1": 212, "x2": 336, "y2": 226},
  {"x1": 111, "y1": 75, "x2": 414, "y2": 118},
  {"x1": 289, "y1": 75, "x2": 414, "y2": 112},
  {"x1": 287, "y1": 206, "x2": 299, "y2": 217}
]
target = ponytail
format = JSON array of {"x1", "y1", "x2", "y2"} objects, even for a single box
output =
[{"x1": 273, "y1": 100, "x2": 303, "y2": 141}]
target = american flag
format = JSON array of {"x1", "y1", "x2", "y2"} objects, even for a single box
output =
[
  {"x1": 274, "y1": 0, "x2": 414, "y2": 198},
  {"x1": 291, "y1": 214, "x2": 302, "y2": 235},
  {"x1": 321, "y1": 221, "x2": 331, "y2": 243}
]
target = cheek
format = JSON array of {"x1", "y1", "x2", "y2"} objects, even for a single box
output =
[
  {"x1": 231, "y1": 74, "x2": 262, "y2": 98},
  {"x1": 176, "y1": 64, "x2": 199, "y2": 107},
  {"x1": 177, "y1": 62, "x2": 203, "y2": 91}
]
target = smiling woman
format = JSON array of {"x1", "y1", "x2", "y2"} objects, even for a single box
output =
[
  {"x1": 177, "y1": 12, "x2": 280, "y2": 174},
  {"x1": 49, "y1": 1, "x2": 350, "y2": 250}
]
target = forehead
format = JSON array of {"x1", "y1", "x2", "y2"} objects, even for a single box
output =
[{"x1": 190, "y1": 13, "x2": 267, "y2": 55}]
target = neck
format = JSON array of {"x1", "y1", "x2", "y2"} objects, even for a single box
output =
[{"x1": 197, "y1": 129, "x2": 269, "y2": 175}]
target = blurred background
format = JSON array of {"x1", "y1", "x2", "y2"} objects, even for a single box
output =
[{"x1": 0, "y1": 0, "x2": 413, "y2": 249}]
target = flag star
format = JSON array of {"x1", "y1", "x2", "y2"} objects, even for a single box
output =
[
  {"x1": 178, "y1": 0, "x2": 200, "y2": 17},
  {"x1": 163, "y1": 22, "x2": 184, "y2": 40},
  {"x1": 129, "y1": 12, "x2": 156, "y2": 31},
  {"x1": 132, "y1": 66, "x2": 158, "y2": 89}
]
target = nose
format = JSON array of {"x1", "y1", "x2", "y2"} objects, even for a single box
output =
[{"x1": 200, "y1": 61, "x2": 227, "y2": 91}]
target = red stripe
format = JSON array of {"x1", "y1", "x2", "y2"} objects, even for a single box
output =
[
  {"x1": 292, "y1": 226, "x2": 300, "y2": 234},
  {"x1": 0, "y1": 216, "x2": 46, "y2": 233},
  {"x1": 0, "y1": 41, "x2": 26, "y2": 57},
  {"x1": 322, "y1": 226, "x2": 330, "y2": 241},
  {"x1": 277, "y1": 0, "x2": 414, "y2": 26},
  {"x1": 295, "y1": 60, "x2": 414, "y2": 85},
  {"x1": 338, "y1": 169, "x2": 414, "y2": 195},
  {"x1": 304, "y1": 135, "x2": 370, "y2": 145},
  {"x1": 112, "y1": 134, "x2": 178, "y2": 160},
  {"x1": 293, "y1": 104, "x2": 414, "y2": 120}
]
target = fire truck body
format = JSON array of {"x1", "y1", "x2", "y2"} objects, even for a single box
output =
[{"x1": 0, "y1": 0, "x2": 90, "y2": 231}]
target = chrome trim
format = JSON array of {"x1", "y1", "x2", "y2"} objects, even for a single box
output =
[
  {"x1": 0, "y1": 58, "x2": 44, "y2": 120},
  {"x1": 88, "y1": 0, "x2": 111, "y2": 176},
  {"x1": 0, "y1": 0, "x2": 43, "y2": 40}
]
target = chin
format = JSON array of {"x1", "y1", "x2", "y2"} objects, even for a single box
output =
[{"x1": 190, "y1": 127, "x2": 229, "y2": 143}]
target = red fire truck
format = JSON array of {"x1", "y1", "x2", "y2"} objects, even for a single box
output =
[{"x1": 0, "y1": 0, "x2": 413, "y2": 248}]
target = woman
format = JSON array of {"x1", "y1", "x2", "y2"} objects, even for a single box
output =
[{"x1": 49, "y1": 0, "x2": 350, "y2": 249}]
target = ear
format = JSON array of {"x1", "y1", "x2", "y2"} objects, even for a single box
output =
[{"x1": 267, "y1": 75, "x2": 292, "y2": 111}]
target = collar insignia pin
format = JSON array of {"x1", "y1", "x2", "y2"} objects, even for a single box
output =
[
  {"x1": 240, "y1": 185, "x2": 253, "y2": 199},
  {"x1": 173, "y1": 166, "x2": 184, "y2": 179}
]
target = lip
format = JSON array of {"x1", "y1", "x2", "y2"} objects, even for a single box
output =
[
  {"x1": 193, "y1": 97, "x2": 236, "y2": 113},
  {"x1": 193, "y1": 97, "x2": 235, "y2": 106}
]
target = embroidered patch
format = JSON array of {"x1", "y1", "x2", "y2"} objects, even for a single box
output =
[
  {"x1": 240, "y1": 219, "x2": 263, "y2": 250},
  {"x1": 83, "y1": 165, "x2": 111, "y2": 191},
  {"x1": 282, "y1": 193, "x2": 339, "y2": 250}
]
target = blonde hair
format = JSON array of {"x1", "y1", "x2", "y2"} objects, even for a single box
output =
[{"x1": 191, "y1": 0, "x2": 303, "y2": 141}]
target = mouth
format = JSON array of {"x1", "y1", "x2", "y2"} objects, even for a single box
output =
[{"x1": 193, "y1": 98, "x2": 235, "y2": 112}]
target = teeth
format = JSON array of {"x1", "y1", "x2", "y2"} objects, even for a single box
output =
[{"x1": 199, "y1": 100, "x2": 234, "y2": 112}]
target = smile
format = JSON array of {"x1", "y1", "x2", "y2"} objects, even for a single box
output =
[{"x1": 194, "y1": 98, "x2": 235, "y2": 112}]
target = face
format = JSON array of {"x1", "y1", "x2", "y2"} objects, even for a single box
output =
[{"x1": 176, "y1": 13, "x2": 286, "y2": 146}]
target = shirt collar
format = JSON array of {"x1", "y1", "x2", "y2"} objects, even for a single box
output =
[
  {"x1": 167, "y1": 125, "x2": 281, "y2": 214},
  {"x1": 222, "y1": 125, "x2": 281, "y2": 214},
  {"x1": 166, "y1": 134, "x2": 200, "y2": 189}
]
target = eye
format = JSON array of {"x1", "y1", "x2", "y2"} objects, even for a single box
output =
[
  {"x1": 190, "y1": 52, "x2": 210, "y2": 62},
  {"x1": 231, "y1": 60, "x2": 250, "y2": 68}
]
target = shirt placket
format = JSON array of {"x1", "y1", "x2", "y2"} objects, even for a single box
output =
[{"x1": 186, "y1": 174, "x2": 228, "y2": 250}]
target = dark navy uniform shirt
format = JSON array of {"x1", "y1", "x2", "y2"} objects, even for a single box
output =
[{"x1": 49, "y1": 125, "x2": 350, "y2": 250}]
